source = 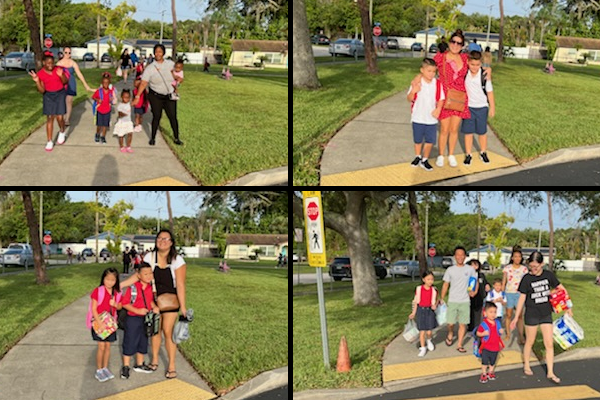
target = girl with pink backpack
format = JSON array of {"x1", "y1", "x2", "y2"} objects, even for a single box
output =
[{"x1": 86, "y1": 268, "x2": 122, "y2": 382}]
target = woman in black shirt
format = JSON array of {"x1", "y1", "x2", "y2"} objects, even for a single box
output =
[{"x1": 510, "y1": 251, "x2": 572, "y2": 384}]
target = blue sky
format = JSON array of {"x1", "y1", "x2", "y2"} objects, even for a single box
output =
[
  {"x1": 66, "y1": 191, "x2": 200, "y2": 219},
  {"x1": 450, "y1": 192, "x2": 585, "y2": 231},
  {"x1": 463, "y1": 0, "x2": 534, "y2": 17},
  {"x1": 71, "y1": 0, "x2": 208, "y2": 24}
]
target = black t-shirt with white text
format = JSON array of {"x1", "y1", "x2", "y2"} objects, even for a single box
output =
[{"x1": 517, "y1": 270, "x2": 560, "y2": 319}]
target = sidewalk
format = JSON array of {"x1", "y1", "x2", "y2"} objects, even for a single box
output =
[
  {"x1": 0, "y1": 80, "x2": 198, "y2": 186},
  {"x1": 319, "y1": 92, "x2": 518, "y2": 186},
  {"x1": 0, "y1": 294, "x2": 215, "y2": 400}
]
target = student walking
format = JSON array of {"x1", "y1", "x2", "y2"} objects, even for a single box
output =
[{"x1": 408, "y1": 271, "x2": 439, "y2": 357}]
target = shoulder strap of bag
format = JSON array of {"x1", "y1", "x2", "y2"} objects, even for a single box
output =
[{"x1": 154, "y1": 63, "x2": 173, "y2": 94}]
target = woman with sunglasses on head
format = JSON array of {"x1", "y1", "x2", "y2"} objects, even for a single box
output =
[{"x1": 57, "y1": 46, "x2": 94, "y2": 127}]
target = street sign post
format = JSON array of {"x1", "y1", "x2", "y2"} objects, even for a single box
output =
[{"x1": 302, "y1": 191, "x2": 330, "y2": 369}]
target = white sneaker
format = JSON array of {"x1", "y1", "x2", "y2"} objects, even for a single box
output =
[
  {"x1": 418, "y1": 346, "x2": 427, "y2": 357},
  {"x1": 45, "y1": 141, "x2": 54, "y2": 152},
  {"x1": 427, "y1": 339, "x2": 435, "y2": 351},
  {"x1": 57, "y1": 132, "x2": 66, "y2": 145},
  {"x1": 436, "y1": 155, "x2": 444, "y2": 167},
  {"x1": 448, "y1": 155, "x2": 457, "y2": 167}
]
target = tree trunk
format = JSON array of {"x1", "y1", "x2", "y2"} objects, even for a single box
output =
[
  {"x1": 356, "y1": 0, "x2": 379, "y2": 74},
  {"x1": 344, "y1": 192, "x2": 381, "y2": 306},
  {"x1": 408, "y1": 192, "x2": 427, "y2": 276},
  {"x1": 293, "y1": 0, "x2": 321, "y2": 89},
  {"x1": 547, "y1": 191, "x2": 554, "y2": 271},
  {"x1": 172, "y1": 0, "x2": 178, "y2": 57},
  {"x1": 22, "y1": 191, "x2": 48, "y2": 284},
  {"x1": 498, "y1": 0, "x2": 505, "y2": 62},
  {"x1": 22, "y1": 0, "x2": 43, "y2": 70}
]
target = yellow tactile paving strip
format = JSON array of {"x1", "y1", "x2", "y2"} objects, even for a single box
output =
[
  {"x1": 413, "y1": 385, "x2": 600, "y2": 400},
  {"x1": 126, "y1": 177, "x2": 190, "y2": 186},
  {"x1": 95, "y1": 379, "x2": 216, "y2": 400},
  {"x1": 321, "y1": 151, "x2": 517, "y2": 186},
  {"x1": 383, "y1": 350, "x2": 535, "y2": 382}
]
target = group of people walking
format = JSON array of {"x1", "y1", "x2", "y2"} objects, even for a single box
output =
[{"x1": 409, "y1": 246, "x2": 571, "y2": 384}]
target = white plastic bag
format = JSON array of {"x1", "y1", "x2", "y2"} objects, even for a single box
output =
[
  {"x1": 435, "y1": 303, "x2": 447, "y2": 326},
  {"x1": 402, "y1": 319, "x2": 419, "y2": 342}
]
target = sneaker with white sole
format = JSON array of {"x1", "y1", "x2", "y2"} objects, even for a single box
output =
[
  {"x1": 426, "y1": 339, "x2": 435, "y2": 351},
  {"x1": 57, "y1": 132, "x2": 66, "y2": 145},
  {"x1": 133, "y1": 363, "x2": 154, "y2": 373},
  {"x1": 436, "y1": 155, "x2": 444, "y2": 167},
  {"x1": 448, "y1": 155, "x2": 457, "y2": 167},
  {"x1": 102, "y1": 368, "x2": 115, "y2": 380},
  {"x1": 418, "y1": 346, "x2": 427, "y2": 357},
  {"x1": 45, "y1": 141, "x2": 54, "y2": 152},
  {"x1": 95, "y1": 369, "x2": 109, "y2": 382}
]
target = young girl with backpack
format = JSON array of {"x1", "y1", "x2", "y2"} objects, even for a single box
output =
[
  {"x1": 87, "y1": 267, "x2": 122, "y2": 382},
  {"x1": 408, "y1": 270, "x2": 438, "y2": 357}
]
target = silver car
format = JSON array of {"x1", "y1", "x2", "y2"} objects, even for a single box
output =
[
  {"x1": 390, "y1": 260, "x2": 419, "y2": 277},
  {"x1": 329, "y1": 39, "x2": 365, "y2": 57},
  {"x1": 2, "y1": 52, "x2": 35, "y2": 70},
  {"x1": 1, "y1": 246, "x2": 33, "y2": 268}
]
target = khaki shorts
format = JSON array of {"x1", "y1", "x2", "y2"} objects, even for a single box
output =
[{"x1": 447, "y1": 302, "x2": 470, "y2": 325}]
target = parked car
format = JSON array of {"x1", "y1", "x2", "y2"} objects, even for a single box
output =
[
  {"x1": 81, "y1": 248, "x2": 95, "y2": 258},
  {"x1": 99, "y1": 248, "x2": 112, "y2": 259},
  {"x1": 1, "y1": 244, "x2": 33, "y2": 268},
  {"x1": 429, "y1": 43, "x2": 438, "y2": 53},
  {"x1": 387, "y1": 38, "x2": 399, "y2": 50},
  {"x1": 390, "y1": 260, "x2": 419, "y2": 277},
  {"x1": 328, "y1": 256, "x2": 387, "y2": 281},
  {"x1": 411, "y1": 42, "x2": 423, "y2": 51},
  {"x1": 82, "y1": 52, "x2": 96, "y2": 61},
  {"x1": 329, "y1": 39, "x2": 365, "y2": 57},
  {"x1": 311, "y1": 35, "x2": 330, "y2": 46},
  {"x1": 441, "y1": 257, "x2": 454, "y2": 269},
  {"x1": 100, "y1": 53, "x2": 112, "y2": 63},
  {"x1": 2, "y1": 52, "x2": 35, "y2": 70}
]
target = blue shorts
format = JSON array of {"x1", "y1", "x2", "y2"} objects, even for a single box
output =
[
  {"x1": 412, "y1": 123, "x2": 437, "y2": 144},
  {"x1": 505, "y1": 292, "x2": 521, "y2": 310},
  {"x1": 96, "y1": 111, "x2": 111, "y2": 127},
  {"x1": 122, "y1": 315, "x2": 148, "y2": 356},
  {"x1": 462, "y1": 107, "x2": 488, "y2": 135}
]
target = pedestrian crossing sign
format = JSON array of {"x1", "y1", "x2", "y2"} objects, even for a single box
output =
[{"x1": 302, "y1": 191, "x2": 326, "y2": 267}]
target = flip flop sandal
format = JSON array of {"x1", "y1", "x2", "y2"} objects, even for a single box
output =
[
  {"x1": 524, "y1": 369, "x2": 534, "y2": 376},
  {"x1": 445, "y1": 337, "x2": 453, "y2": 346},
  {"x1": 166, "y1": 370, "x2": 177, "y2": 379},
  {"x1": 548, "y1": 376, "x2": 561, "y2": 384},
  {"x1": 457, "y1": 347, "x2": 467, "y2": 353},
  {"x1": 148, "y1": 364, "x2": 158, "y2": 371}
]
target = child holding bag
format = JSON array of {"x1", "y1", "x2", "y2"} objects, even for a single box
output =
[
  {"x1": 409, "y1": 270, "x2": 438, "y2": 357},
  {"x1": 87, "y1": 268, "x2": 122, "y2": 382}
]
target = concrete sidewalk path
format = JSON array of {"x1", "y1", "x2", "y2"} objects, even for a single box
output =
[
  {"x1": 319, "y1": 92, "x2": 518, "y2": 186},
  {"x1": 0, "y1": 80, "x2": 198, "y2": 186},
  {"x1": 0, "y1": 295, "x2": 215, "y2": 400}
]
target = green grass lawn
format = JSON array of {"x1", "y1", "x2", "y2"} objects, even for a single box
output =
[
  {"x1": 293, "y1": 57, "x2": 600, "y2": 185},
  {"x1": 293, "y1": 271, "x2": 600, "y2": 392},
  {"x1": 0, "y1": 67, "x2": 288, "y2": 186},
  {"x1": 0, "y1": 259, "x2": 288, "y2": 394}
]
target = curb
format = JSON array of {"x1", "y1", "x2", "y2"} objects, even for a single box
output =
[
  {"x1": 226, "y1": 166, "x2": 288, "y2": 186},
  {"x1": 220, "y1": 366, "x2": 288, "y2": 400}
]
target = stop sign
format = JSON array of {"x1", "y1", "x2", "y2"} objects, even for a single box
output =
[
  {"x1": 44, "y1": 37, "x2": 53, "y2": 49},
  {"x1": 306, "y1": 202, "x2": 319, "y2": 221},
  {"x1": 428, "y1": 247, "x2": 436, "y2": 257},
  {"x1": 43, "y1": 235, "x2": 52, "y2": 245},
  {"x1": 373, "y1": 26, "x2": 382, "y2": 37}
]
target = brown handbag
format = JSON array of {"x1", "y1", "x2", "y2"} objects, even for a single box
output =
[
  {"x1": 157, "y1": 293, "x2": 179, "y2": 311},
  {"x1": 442, "y1": 54, "x2": 467, "y2": 112}
]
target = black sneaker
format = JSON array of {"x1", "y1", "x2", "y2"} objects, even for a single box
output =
[
  {"x1": 480, "y1": 152, "x2": 490, "y2": 163},
  {"x1": 100, "y1": 136, "x2": 107, "y2": 145},
  {"x1": 133, "y1": 363, "x2": 154, "y2": 373},
  {"x1": 420, "y1": 159, "x2": 433, "y2": 171},
  {"x1": 463, "y1": 154, "x2": 472, "y2": 166},
  {"x1": 410, "y1": 156, "x2": 421, "y2": 167},
  {"x1": 120, "y1": 366, "x2": 130, "y2": 379},
  {"x1": 94, "y1": 133, "x2": 100, "y2": 143}
]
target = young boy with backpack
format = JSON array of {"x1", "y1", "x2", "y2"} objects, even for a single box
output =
[
  {"x1": 407, "y1": 58, "x2": 445, "y2": 171},
  {"x1": 92, "y1": 72, "x2": 117, "y2": 144},
  {"x1": 462, "y1": 50, "x2": 495, "y2": 166},
  {"x1": 475, "y1": 302, "x2": 505, "y2": 383}
]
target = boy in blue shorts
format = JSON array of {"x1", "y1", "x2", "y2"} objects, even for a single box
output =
[
  {"x1": 120, "y1": 262, "x2": 159, "y2": 379},
  {"x1": 407, "y1": 58, "x2": 445, "y2": 171},
  {"x1": 462, "y1": 51, "x2": 495, "y2": 165}
]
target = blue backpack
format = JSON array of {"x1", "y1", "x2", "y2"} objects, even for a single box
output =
[{"x1": 472, "y1": 319, "x2": 504, "y2": 358}]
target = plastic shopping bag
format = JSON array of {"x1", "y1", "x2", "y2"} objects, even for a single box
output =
[
  {"x1": 173, "y1": 308, "x2": 194, "y2": 344},
  {"x1": 402, "y1": 319, "x2": 419, "y2": 342},
  {"x1": 435, "y1": 303, "x2": 447, "y2": 326}
]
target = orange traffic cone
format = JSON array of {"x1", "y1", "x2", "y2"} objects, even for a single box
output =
[{"x1": 336, "y1": 336, "x2": 351, "y2": 372}]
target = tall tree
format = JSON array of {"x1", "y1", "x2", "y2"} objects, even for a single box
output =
[
  {"x1": 22, "y1": 0, "x2": 42, "y2": 69},
  {"x1": 293, "y1": 0, "x2": 320, "y2": 89},
  {"x1": 356, "y1": 0, "x2": 379, "y2": 74},
  {"x1": 172, "y1": 0, "x2": 178, "y2": 57},
  {"x1": 21, "y1": 191, "x2": 47, "y2": 284},
  {"x1": 498, "y1": 0, "x2": 505, "y2": 62}
]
